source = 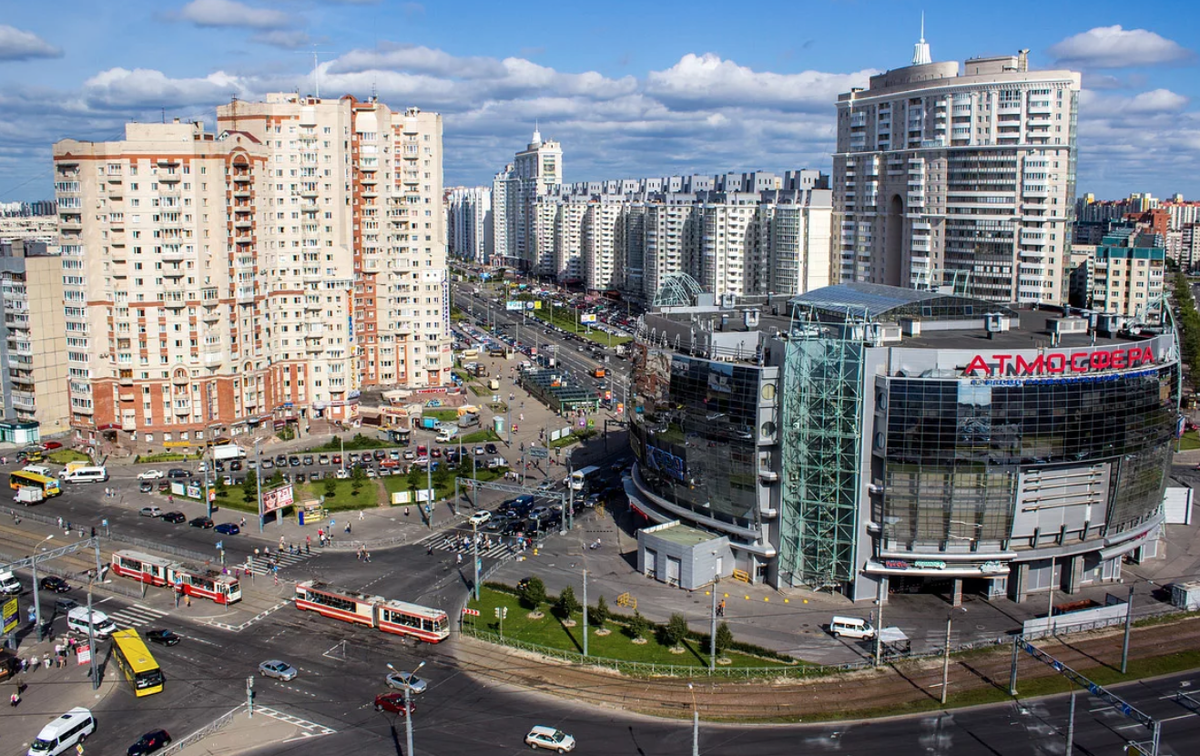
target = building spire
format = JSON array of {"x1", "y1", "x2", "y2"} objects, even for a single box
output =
[
  {"x1": 532, "y1": 120, "x2": 542, "y2": 147},
  {"x1": 912, "y1": 11, "x2": 932, "y2": 66}
]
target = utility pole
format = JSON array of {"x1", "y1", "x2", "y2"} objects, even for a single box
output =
[
  {"x1": 86, "y1": 575, "x2": 98, "y2": 689},
  {"x1": 1065, "y1": 691, "x2": 1075, "y2": 754},
  {"x1": 255, "y1": 440, "x2": 264, "y2": 533},
  {"x1": 710, "y1": 578, "x2": 718, "y2": 671},
  {"x1": 563, "y1": 458, "x2": 574, "y2": 535},
  {"x1": 1047, "y1": 556, "x2": 1056, "y2": 627},
  {"x1": 426, "y1": 452, "x2": 434, "y2": 530},
  {"x1": 874, "y1": 577, "x2": 885, "y2": 667},
  {"x1": 1121, "y1": 583, "x2": 1135, "y2": 674},
  {"x1": 582, "y1": 569, "x2": 588, "y2": 658},
  {"x1": 247, "y1": 676, "x2": 255, "y2": 718},
  {"x1": 689, "y1": 682, "x2": 700, "y2": 756},
  {"x1": 472, "y1": 520, "x2": 480, "y2": 601},
  {"x1": 940, "y1": 614, "x2": 952, "y2": 705},
  {"x1": 204, "y1": 445, "x2": 212, "y2": 519}
]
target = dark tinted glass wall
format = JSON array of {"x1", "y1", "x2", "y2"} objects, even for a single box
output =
[
  {"x1": 631, "y1": 356, "x2": 763, "y2": 529},
  {"x1": 879, "y1": 365, "x2": 1178, "y2": 546}
]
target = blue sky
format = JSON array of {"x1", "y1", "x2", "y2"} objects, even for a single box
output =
[{"x1": 2, "y1": 0, "x2": 1199, "y2": 201}]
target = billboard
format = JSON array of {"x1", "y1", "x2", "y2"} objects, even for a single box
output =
[
  {"x1": 2, "y1": 596, "x2": 17, "y2": 634},
  {"x1": 580, "y1": 314, "x2": 597, "y2": 324},
  {"x1": 263, "y1": 484, "x2": 295, "y2": 514},
  {"x1": 506, "y1": 301, "x2": 524, "y2": 311}
]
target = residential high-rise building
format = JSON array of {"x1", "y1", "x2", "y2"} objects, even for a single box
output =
[
  {"x1": 0, "y1": 240, "x2": 69, "y2": 435},
  {"x1": 446, "y1": 186, "x2": 492, "y2": 265},
  {"x1": 492, "y1": 129, "x2": 563, "y2": 272},
  {"x1": 835, "y1": 35, "x2": 1081, "y2": 304},
  {"x1": 53, "y1": 93, "x2": 451, "y2": 453}
]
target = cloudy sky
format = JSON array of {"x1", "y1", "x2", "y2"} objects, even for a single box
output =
[{"x1": 2, "y1": 0, "x2": 1198, "y2": 202}]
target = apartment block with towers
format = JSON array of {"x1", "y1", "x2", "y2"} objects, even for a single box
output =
[{"x1": 52, "y1": 93, "x2": 451, "y2": 452}]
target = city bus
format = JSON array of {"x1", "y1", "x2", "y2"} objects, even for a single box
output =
[
  {"x1": 568, "y1": 465, "x2": 602, "y2": 492},
  {"x1": 295, "y1": 580, "x2": 450, "y2": 643},
  {"x1": 9, "y1": 470, "x2": 61, "y2": 497},
  {"x1": 110, "y1": 629, "x2": 164, "y2": 697}
]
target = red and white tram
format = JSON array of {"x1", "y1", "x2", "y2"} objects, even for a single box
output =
[
  {"x1": 295, "y1": 580, "x2": 450, "y2": 643},
  {"x1": 110, "y1": 549, "x2": 241, "y2": 605}
]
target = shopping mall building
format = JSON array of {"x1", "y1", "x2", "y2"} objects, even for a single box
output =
[{"x1": 626, "y1": 280, "x2": 1179, "y2": 603}]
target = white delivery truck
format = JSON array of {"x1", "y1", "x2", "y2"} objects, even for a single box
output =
[
  {"x1": 15, "y1": 486, "x2": 44, "y2": 505},
  {"x1": 212, "y1": 444, "x2": 246, "y2": 461}
]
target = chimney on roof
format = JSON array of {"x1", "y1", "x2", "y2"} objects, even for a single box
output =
[{"x1": 1017, "y1": 49, "x2": 1029, "y2": 72}]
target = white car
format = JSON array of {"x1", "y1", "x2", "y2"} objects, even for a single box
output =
[
  {"x1": 137, "y1": 469, "x2": 165, "y2": 480},
  {"x1": 335, "y1": 469, "x2": 350, "y2": 479},
  {"x1": 468, "y1": 510, "x2": 491, "y2": 527},
  {"x1": 525, "y1": 726, "x2": 576, "y2": 753}
]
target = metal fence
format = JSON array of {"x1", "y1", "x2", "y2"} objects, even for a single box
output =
[
  {"x1": 326, "y1": 532, "x2": 409, "y2": 553},
  {"x1": 159, "y1": 705, "x2": 241, "y2": 756}
]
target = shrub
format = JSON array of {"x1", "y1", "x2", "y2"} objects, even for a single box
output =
[
  {"x1": 714, "y1": 622, "x2": 734, "y2": 656},
  {"x1": 555, "y1": 585, "x2": 580, "y2": 620},
  {"x1": 662, "y1": 613, "x2": 689, "y2": 648},
  {"x1": 518, "y1": 576, "x2": 546, "y2": 609},
  {"x1": 588, "y1": 595, "x2": 609, "y2": 629},
  {"x1": 625, "y1": 611, "x2": 650, "y2": 640}
]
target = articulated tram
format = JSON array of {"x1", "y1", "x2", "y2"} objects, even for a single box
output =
[
  {"x1": 110, "y1": 550, "x2": 242, "y2": 605},
  {"x1": 294, "y1": 580, "x2": 449, "y2": 643}
]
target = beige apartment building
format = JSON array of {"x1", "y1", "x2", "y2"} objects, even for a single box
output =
[
  {"x1": 53, "y1": 93, "x2": 450, "y2": 452},
  {"x1": 0, "y1": 240, "x2": 69, "y2": 435},
  {"x1": 835, "y1": 34, "x2": 1081, "y2": 304}
]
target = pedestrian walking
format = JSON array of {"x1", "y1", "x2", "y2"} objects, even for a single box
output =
[
  {"x1": 345, "y1": 523, "x2": 351, "y2": 535},
  {"x1": 456, "y1": 552, "x2": 463, "y2": 566},
  {"x1": 279, "y1": 536, "x2": 285, "y2": 551},
  {"x1": 405, "y1": 506, "x2": 410, "y2": 517},
  {"x1": 364, "y1": 550, "x2": 371, "y2": 563},
  {"x1": 305, "y1": 542, "x2": 310, "y2": 555},
  {"x1": 358, "y1": 510, "x2": 364, "y2": 521},
  {"x1": 42, "y1": 653, "x2": 50, "y2": 670},
  {"x1": 717, "y1": 599, "x2": 726, "y2": 617},
  {"x1": 185, "y1": 594, "x2": 191, "y2": 607},
  {"x1": 240, "y1": 517, "x2": 246, "y2": 527},
  {"x1": 10, "y1": 691, "x2": 19, "y2": 707},
  {"x1": 427, "y1": 544, "x2": 433, "y2": 556}
]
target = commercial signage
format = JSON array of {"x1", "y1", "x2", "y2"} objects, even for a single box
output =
[
  {"x1": 2, "y1": 596, "x2": 17, "y2": 634},
  {"x1": 963, "y1": 345, "x2": 1156, "y2": 377},
  {"x1": 506, "y1": 300, "x2": 524, "y2": 311},
  {"x1": 580, "y1": 314, "x2": 597, "y2": 324},
  {"x1": 914, "y1": 560, "x2": 946, "y2": 570},
  {"x1": 262, "y1": 484, "x2": 294, "y2": 514},
  {"x1": 883, "y1": 560, "x2": 909, "y2": 570},
  {"x1": 76, "y1": 644, "x2": 92, "y2": 665}
]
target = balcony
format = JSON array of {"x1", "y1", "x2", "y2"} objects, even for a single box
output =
[
  {"x1": 158, "y1": 172, "x2": 181, "y2": 183},
  {"x1": 234, "y1": 218, "x2": 253, "y2": 230},
  {"x1": 201, "y1": 307, "x2": 220, "y2": 322},
  {"x1": 204, "y1": 351, "x2": 224, "y2": 366},
  {"x1": 299, "y1": 186, "x2": 318, "y2": 199},
  {"x1": 231, "y1": 172, "x2": 252, "y2": 184},
  {"x1": 118, "y1": 391, "x2": 135, "y2": 403},
  {"x1": 163, "y1": 266, "x2": 184, "y2": 278},
  {"x1": 11, "y1": 392, "x2": 36, "y2": 410},
  {"x1": 232, "y1": 187, "x2": 251, "y2": 199},
  {"x1": 163, "y1": 295, "x2": 186, "y2": 310},
  {"x1": 162, "y1": 247, "x2": 185, "y2": 263},
  {"x1": 173, "y1": 401, "x2": 191, "y2": 415},
  {"x1": 236, "y1": 286, "x2": 256, "y2": 304},
  {"x1": 118, "y1": 372, "x2": 134, "y2": 386}
]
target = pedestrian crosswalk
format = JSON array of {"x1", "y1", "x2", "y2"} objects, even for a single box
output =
[
  {"x1": 106, "y1": 604, "x2": 170, "y2": 629},
  {"x1": 243, "y1": 549, "x2": 315, "y2": 576},
  {"x1": 416, "y1": 531, "x2": 519, "y2": 561}
]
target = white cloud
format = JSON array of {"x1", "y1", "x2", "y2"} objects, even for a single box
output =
[
  {"x1": 82, "y1": 68, "x2": 247, "y2": 109},
  {"x1": 0, "y1": 25, "x2": 62, "y2": 61},
  {"x1": 1049, "y1": 26, "x2": 1193, "y2": 69},
  {"x1": 1080, "y1": 88, "x2": 1190, "y2": 115},
  {"x1": 179, "y1": 0, "x2": 291, "y2": 30},
  {"x1": 646, "y1": 53, "x2": 876, "y2": 112}
]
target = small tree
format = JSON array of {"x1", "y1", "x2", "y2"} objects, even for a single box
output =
[
  {"x1": 406, "y1": 465, "x2": 422, "y2": 493},
  {"x1": 626, "y1": 611, "x2": 650, "y2": 641},
  {"x1": 663, "y1": 612, "x2": 689, "y2": 648},
  {"x1": 267, "y1": 470, "x2": 284, "y2": 489},
  {"x1": 212, "y1": 476, "x2": 226, "y2": 501},
  {"x1": 241, "y1": 474, "x2": 258, "y2": 503},
  {"x1": 555, "y1": 585, "x2": 580, "y2": 620},
  {"x1": 518, "y1": 576, "x2": 546, "y2": 609},
  {"x1": 588, "y1": 594, "x2": 609, "y2": 629},
  {"x1": 350, "y1": 465, "x2": 367, "y2": 495},
  {"x1": 714, "y1": 622, "x2": 734, "y2": 657},
  {"x1": 323, "y1": 476, "x2": 337, "y2": 499}
]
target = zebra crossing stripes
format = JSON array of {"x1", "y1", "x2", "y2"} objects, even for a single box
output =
[
  {"x1": 106, "y1": 604, "x2": 170, "y2": 629},
  {"x1": 416, "y1": 531, "x2": 514, "y2": 561},
  {"x1": 245, "y1": 549, "x2": 314, "y2": 576}
]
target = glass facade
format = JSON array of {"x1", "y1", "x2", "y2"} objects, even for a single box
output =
[
  {"x1": 877, "y1": 363, "x2": 1179, "y2": 549},
  {"x1": 630, "y1": 354, "x2": 766, "y2": 530}
]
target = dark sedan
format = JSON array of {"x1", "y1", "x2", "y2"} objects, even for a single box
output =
[
  {"x1": 39, "y1": 576, "x2": 70, "y2": 593},
  {"x1": 161, "y1": 511, "x2": 186, "y2": 524},
  {"x1": 127, "y1": 729, "x2": 172, "y2": 756},
  {"x1": 189, "y1": 516, "x2": 214, "y2": 529},
  {"x1": 214, "y1": 523, "x2": 240, "y2": 536},
  {"x1": 145, "y1": 629, "x2": 181, "y2": 647}
]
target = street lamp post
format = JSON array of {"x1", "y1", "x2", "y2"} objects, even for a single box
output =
[
  {"x1": 85, "y1": 573, "x2": 109, "y2": 690},
  {"x1": 472, "y1": 520, "x2": 480, "y2": 602},
  {"x1": 688, "y1": 682, "x2": 699, "y2": 756},
  {"x1": 387, "y1": 661, "x2": 425, "y2": 756},
  {"x1": 255, "y1": 440, "x2": 264, "y2": 534},
  {"x1": 30, "y1": 535, "x2": 54, "y2": 641}
]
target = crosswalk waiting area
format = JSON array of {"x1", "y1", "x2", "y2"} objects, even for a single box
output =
[
  {"x1": 241, "y1": 549, "x2": 315, "y2": 576},
  {"x1": 105, "y1": 603, "x2": 171, "y2": 629}
]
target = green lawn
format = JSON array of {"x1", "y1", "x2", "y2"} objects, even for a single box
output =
[
  {"x1": 305, "y1": 434, "x2": 397, "y2": 453},
  {"x1": 423, "y1": 409, "x2": 460, "y2": 422},
  {"x1": 459, "y1": 428, "x2": 500, "y2": 444},
  {"x1": 548, "y1": 435, "x2": 580, "y2": 449},
  {"x1": 1179, "y1": 432, "x2": 1200, "y2": 451},
  {"x1": 469, "y1": 385, "x2": 491, "y2": 397},
  {"x1": 530, "y1": 305, "x2": 633, "y2": 347},
  {"x1": 466, "y1": 587, "x2": 791, "y2": 669},
  {"x1": 47, "y1": 449, "x2": 90, "y2": 465}
]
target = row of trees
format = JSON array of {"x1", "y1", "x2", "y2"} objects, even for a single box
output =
[
  {"x1": 1175, "y1": 272, "x2": 1200, "y2": 371},
  {"x1": 516, "y1": 577, "x2": 734, "y2": 656}
]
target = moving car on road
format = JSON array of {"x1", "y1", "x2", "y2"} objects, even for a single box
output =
[
  {"x1": 161, "y1": 512, "x2": 186, "y2": 524},
  {"x1": 213, "y1": 523, "x2": 240, "y2": 536},
  {"x1": 145, "y1": 629, "x2": 181, "y2": 647},
  {"x1": 137, "y1": 470, "x2": 165, "y2": 480},
  {"x1": 525, "y1": 726, "x2": 576, "y2": 753},
  {"x1": 373, "y1": 692, "x2": 414, "y2": 715},
  {"x1": 385, "y1": 670, "x2": 427, "y2": 694},
  {"x1": 258, "y1": 660, "x2": 298, "y2": 681},
  {"x1": 39, "y1": 576, "x2": 70, "y2": 593},
  {"x1": 188, "y1": 516, "x2": 214, "y2": 529},
  {"x1": 127, "y1": 729, "x2": 172, "y2": 756},
  {"x1": 468, "y1": 510, "x2": 491, "y2": 526},
  {"x1": 167, "y1": 469, "x2": 190, "y2": 479}
]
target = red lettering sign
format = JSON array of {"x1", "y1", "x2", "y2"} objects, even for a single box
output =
[{"x1": 963, "y1": 346, "x2": 1156, "y2": 377}]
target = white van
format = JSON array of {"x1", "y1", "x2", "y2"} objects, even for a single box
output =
[
  {"x1": 829, "y1": 615, "x2": 876, "y2": 640},
  {"x1": 0, "y1": 570, "x2": 21, "y2": 595},
  {"x1": 62, "y1": 466, "x2": 108, "y2": 484},
  {"x1": 22, "y1": 465, "x2": 53, "y2": 478},
  {"x1": 66, "y1": 607, "x2": 117, "y2": 638},
  {"x1": 27, "y1": 707, "x2": 96, "y2": 756}
]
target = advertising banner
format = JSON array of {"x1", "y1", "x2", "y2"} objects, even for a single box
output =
[
  {"x1": 580, "y1": 314, "x2": 597, "y2": 324},
  {"x1": 262, "y1": 484, "x2": 295, "y2": 514},
  {"x1": 506, "y1": 301, "x2": 524, "y2": 311},
  {"x1": 2, "y1": 596, "x2": 17, "y2": 634},
  {"x1": 76, "y1": 644, "x2": 92, "y2": 665}
]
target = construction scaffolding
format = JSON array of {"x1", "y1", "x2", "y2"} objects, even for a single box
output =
[{"x1": 778, "y1": 331, "x2": 865, "y2": 593}]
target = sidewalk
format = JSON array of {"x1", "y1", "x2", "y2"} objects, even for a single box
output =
[
  {"x1": 3, "y1": 642, "x2": 118, "y2": 756},
  {"x1": 172, "y1": 709, "x2": 310, "y2": 756}
]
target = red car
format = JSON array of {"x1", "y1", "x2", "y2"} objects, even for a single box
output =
[
  {"x1": 41, "y1": 441, "x2": 63, "y2": 451},
  {"x1": 373, "y1": 692, "x2": 414, "y2": 715}
]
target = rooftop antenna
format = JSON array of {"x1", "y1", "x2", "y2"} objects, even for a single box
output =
[
  {"x1": 294, "y1": 47, "x2": 339, "y2": 99},
  {"x1": 912, "y1": 11, "x2": 932, "y2": 65}
]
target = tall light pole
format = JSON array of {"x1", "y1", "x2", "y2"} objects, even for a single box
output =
[
  {"x1": 85, "y1": 572, "x2": 110, "y2": 690},
  {"x1": 472, "y1": 520, "x2": 480, "y2": 601},
  {"x1": 709, "y1": 575, "x2": 718, "y2": 672},
  {"x1": 30, "y1": 535, "x2": 54, "y2": 641},
  {"x1": 582, "y1": 568, "x2": 588, "y2": 658},
  {"x1": 255, "y1": 440, "x2": 264, "y2": 534},
  {"x1": 940, "y1": 614, "x2": 952, "y2": 705},
  {"x1": 688, "y1": 682, "x2": 699, "y2": 756},
  {"x1": 387, "y1": 661, "x2": 425, "y2": 756},
  {"x1": 1121, "y1": 583, "x2": 1136, "y2": 674}
]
